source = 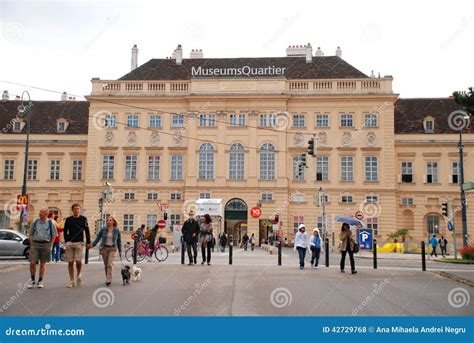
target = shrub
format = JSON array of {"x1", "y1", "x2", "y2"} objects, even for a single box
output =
[{"x1": 458, "y1": 245, "x2": 474, "y2": 260}]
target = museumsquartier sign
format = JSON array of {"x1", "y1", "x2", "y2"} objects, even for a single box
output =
[{"x1": 191, "y1": 65, "x2": 286, "y2": 77}]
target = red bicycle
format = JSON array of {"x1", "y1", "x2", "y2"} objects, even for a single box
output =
[{"x1": 125, "y1": 240, "x2": 168, "y2": 262}]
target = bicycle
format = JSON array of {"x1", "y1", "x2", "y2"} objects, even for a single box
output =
[{"x1": 125, "y1": 240, "x2": 169, "y2": 262}]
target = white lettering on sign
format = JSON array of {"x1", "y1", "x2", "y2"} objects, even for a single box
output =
[{"x1": 191, "y1": 66, "x2": 286, "y2": 77}]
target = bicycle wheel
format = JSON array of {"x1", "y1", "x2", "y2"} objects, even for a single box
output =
[
  {"x1": 154, "y1": 246, "x2": 168, "y2": 262},
  {"x1": 125, "y1": 247, "x2": 134, "y2": 262}
]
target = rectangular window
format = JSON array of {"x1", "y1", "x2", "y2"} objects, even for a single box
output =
[
  {"x1": 340, "y1": 113, "x2": 353, "y2": 127},
  {"x1": 105, "y1": 114, "x2": 117, "y2": 128},
  {"x1": 126, "y1": 114, "x2": 139, "y2": 128},
  {"x1": 170, "y1": 155, "x2": 183, "y2": 180},
  {"x1": 365, "y1": 156, "x2": 378, "y2": 181},
  {"x1": 170, "y1": 193, "x2": 182, "y2": 200},
  {"x1": 27, "y1": 160, "x2": 38, "y2": 181},
  {"x1": 340, "y1": 156, "x2": 354, "y2": 181},
  {"x1": 366, "y1": 195, "x2": 378, "y2": 203},
  {"x1": 123, "y1": 214, "x2": 134, "y2": 232},
  {"x1": 125, "y1": 155, "x2": 137, "y2": 180},
  {"x1": 148, "y1": 156, "x2": 160, "y2": 180},
  {"x1": 316, "y1": 216, "x2": 326, "y2": 231},
  {"x1": 341, "y1": 195, "x2": 353, "y2": 203},
  {"x1": 57, "y1": 122, "x2": 66, "y2": 133},
  {"x1": 261, "y1": 193, "x2": 273, "y2": 201},
  {"x1": 199, "y1": 114, "x2": 217, "y2": 127},
  {"x1": 316, "y1": 114, "x2": 329, "y2": 128},
  {"x1": 401, "y1": 162, "x2": 413, "y2": 183},
  {"x1": 149, "y1": 115, "x2": 162, "y2": 128},
  {"x1": 425, "y1": 120, "x2": 434, "y2": 132},
  {"x1": 13, "y1": 121, "x2": 21, "y2": 132},
  {"x1": 171, "y1": 114, "x2": 184, "y2": 128},
  {"x1": 3, "y1": 160, "x2": 15, "y2": 180},
  {"x1": 170, "y1": 214, "x2": 181, "y2": 226},
  {"x1": 49, "y1": 160, "x2": 60, "y2": 180},
  {"x1": 146, "y1": 214, "x2": 158, "y2": 230},
  {"x1": 316, "y1": 156, "x2": 329, "y2": 181},
  {"x1": 364, "y1": 113, "x2": 378, "y2": 127},
  {"x1": 147, "y1": 192, "x2": 159, "y2": 200},
  {"x1": 426, "y1": 161, "x2": 438, "y2": 183},
  {"x1": 427, "y1": 215, "x2": 439, "y2": 234},
  {"x1": 230, "y1": 113, "x2": 246, "y2": 127},
  {"x1": 124, "y1": 192, "x2": 135, "y2": 200},
  {"x1": 292, "y1": 114, "x2": 305, "y2": 127},
  {"x1": 293, "y1": 155, "x2": 305, "y2": 181},
  {"x1": 293, "y1": 216, "x2": 305, "y2": 233},
  {"x1": 102, "y1": 155, "x2": 115, "y2": 180},
  {"x1": 452, "y1": 162, "x2": 460, "y2": 184},
  {"x1": 402, "y1": 197, "x2": 414, "y2": 205},
  {"x1": 72, "y1": 160, "x2": 83, "y2": 180},
  {"x1": 259, "y1": 114, "x2": 276, "y2": 127},
  {"x1": 367, "y1": 218, "x2": 378, "y2": 236},
  {"x1": 199, "y1": 192, "x2": 211, "y2": 199},
  {"x1": 0, "y1": 210, "x2": 11, "y2": 228},
  {"x1": 292, "y1": 194, "x2": 305, "y2": 202}
]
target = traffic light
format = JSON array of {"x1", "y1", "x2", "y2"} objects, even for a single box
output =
[
  {"x1": 441, "y1": 202, "x2": 449, "y2": 217},
  {"x1": 297, "y1": 154, "x2": 307, "y2": 177},
  {"x1": 163, "y1": 211, "x2": 168, "y2": 221},
  {"x1": 307, "y1": 138, "x2": 315, "y2": 157}
]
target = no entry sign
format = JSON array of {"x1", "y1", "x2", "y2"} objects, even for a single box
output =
[{"x1": 158, "y1": 219, "x2": 166, "y2": 229}]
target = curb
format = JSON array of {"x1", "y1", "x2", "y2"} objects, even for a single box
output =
[
  {"x1": 433, "y1": 259, "x2": 474, "y2": 265},
  {"x1": 432, "y1": 271, "x2": 474, "y2": 288},
  {"x1": 0, "y1": 264, "x2": 28, "y2": 273}
]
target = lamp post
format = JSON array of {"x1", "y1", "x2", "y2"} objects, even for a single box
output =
[
  {"x1": 18, "y1": 91, "x2": 33, "y2": 234},
  {"x1": 98, "y1": 182, "x2": 113, "y2": 232}
]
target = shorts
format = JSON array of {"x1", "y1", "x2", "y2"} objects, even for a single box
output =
[
  {"x1": 65, "y1": 242, "x2": 84, "y2": 262},
  {"x1": 30, "y1": 241, "x2": 52, "y2": 263}
]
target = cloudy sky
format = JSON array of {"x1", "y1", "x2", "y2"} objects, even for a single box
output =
[{"x1": 0, "y1": 0, "x2": 472, "y2": 101}]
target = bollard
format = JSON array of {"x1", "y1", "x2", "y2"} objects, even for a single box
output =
[
  {"x1": 85, "y1": 246, "x2": 89, "y2": 265},
  {"x1": 181, "y1": 237, "x2": 185, "y2": 265},
  {"x1": 325, "y1": 237, "x2": 329, "y2": 267},
  {"x1": 373, "y1": 239, "x2": 377, "y2": 269},
  {"x1": 229, "y1": 235, "x2": 233, "y2": 265},
  {"x1": 421, "y1": 241, "x2": 426, "y2": 271},
  {"x1": 133, "y1": 235, "x2": 138, "y2": 265},
  {"x1": 278, "y1": 240, "x2": 282, "y2": 266}
]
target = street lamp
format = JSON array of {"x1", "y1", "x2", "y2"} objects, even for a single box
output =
[
  {"x1": 453, "y1": 88, "x2": 474, "y2": 247},
  {"x1": 98, "y1": 182, "x2": 113, "y2": 232},
  {"x1": 18, "y1": 91, "x2": 33, "y2": 233}
]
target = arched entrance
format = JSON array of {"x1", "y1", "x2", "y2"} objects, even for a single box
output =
[{"x1": 224, "y1": 198, "x2": 248, "y2": 245}]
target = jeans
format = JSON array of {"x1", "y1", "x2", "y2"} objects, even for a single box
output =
[
  {"x1": 440, "y1": 246, "x2": 447, "y2": 257},
  {"x1": 311, "y1": 246, "x2": 321, "y2": 267},
  {"x1": 243, "y1": 242, "x2": 248, "y2": 251},
  {"x1": 340, "y1": 248, "x2": 355, "y2": 272},
  {"x1": 51, "y1": 242, "x2": 61, "y2": 262},
  {"x1": 201, "y1": 241, "x2": 211, "y2": 263},
  {"x1": 186, "y1": 241, "x2": 198, "y2": 264},
  {"x1": 430, "y1": 246, "x2": 438, "y2": 257},
  {"x1": 296, "y1": 246, "x2": 306, "y2": 268}
]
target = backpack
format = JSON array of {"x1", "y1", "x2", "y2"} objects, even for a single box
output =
[{"x1": 32, "y1": 219, "x2": 53, "y2": 240}]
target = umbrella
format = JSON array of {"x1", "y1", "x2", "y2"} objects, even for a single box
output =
[{"x1": 335, "y1": 216, "x2": 365, "y2": 227}]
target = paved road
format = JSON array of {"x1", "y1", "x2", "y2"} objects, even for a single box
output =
[{"x1": 0, "y1": 248, "x2": 472, "y2": 316}]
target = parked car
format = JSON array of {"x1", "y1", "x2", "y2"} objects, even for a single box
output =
[{"x1": 0, "y1": 229, "x2": 30, "y2": 259}]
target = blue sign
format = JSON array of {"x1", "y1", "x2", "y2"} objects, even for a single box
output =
[
  {"x1": 358, "y1": 228, "x2": 373, "y2": 250},
  {"x1": 447, "y1": 221, "x2": 454, "y2": 231}
]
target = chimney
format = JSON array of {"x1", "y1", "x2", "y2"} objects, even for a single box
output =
[
  {"x1": 2, "y1": 90, "x2": 9, "y2": 101},
  {"x1": 131, "y1": 44, "x2": 138, "y2": 71},
  {"x1": 175, "y1": 44, "x2": 183, "y2": 65},
  {"x1": 61, "y1": 91, "x2": 67, "y2": 101},
  {"x1": 305, "y1": 43, "x2": 312, "y2": 63},
  {"x1": 190, "y1": 49, "x2": 204, "y2": 59},
  {"x1": 370, "y1": 70, "x2": 375, "y2": 78},
  {"x1": 315, "y1": 47, "x2": 323, "y2": 57},
  {"x1": 15, "y1": 95, "x2": 20, "y2": 101},
  {"x1": 336, "y1": 46, "x2": 342, "y2": 58}
]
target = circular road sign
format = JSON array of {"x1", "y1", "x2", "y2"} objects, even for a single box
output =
[
  {"x1": 354, "y1": 210, "x2": 364, "y2": 221},
  {"x1": 158, "y1": 219, "x2": 166, "y2": 229},
  {"x1": 250, "y1": 207, "x2": 262, "y2": 219}
]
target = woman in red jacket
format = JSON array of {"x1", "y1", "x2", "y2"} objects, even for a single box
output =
[{"x1": 50, "y1": 213, "x2": 63, "y2": 262}]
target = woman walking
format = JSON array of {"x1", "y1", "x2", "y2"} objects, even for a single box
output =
[
  {"x1": 200, "y1": 214, "x2": 213, "y2": 265},
  {"x1": 294, "y1": 224, "x2": 309, "y2": 269},
  {"x1": 220, "y1": 233, "x2": 227, "y2": 252},
  {"x1": 309, "y1": 228, "x2": 322, "y2": 269},
  {"x1": 90, "y1": 216, "x2": 122, "y2": 285},
  {"x1": 250, "y1": 233, "x2": 256, "y2": 251},
  {"x1": 339, "y1": 223, "x2": 357, "y2": 274},
  {"x1": 50, "y1": 213, "x2": 63, "y2": 262}
]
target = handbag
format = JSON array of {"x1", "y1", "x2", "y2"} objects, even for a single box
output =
[{"x1": 352, "y1": 240, "x2": 360, "y2": 253}]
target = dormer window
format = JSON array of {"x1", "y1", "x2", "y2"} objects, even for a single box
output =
[
  {"x1": 56, "y1": 119, "x2": 69, "y2": 133},
  {"x1": 423, "y1": 116, "x2": 434, "y2": 133},
  {"x1": 12, "y1": 120, "x2": 23, "y2": 133}
]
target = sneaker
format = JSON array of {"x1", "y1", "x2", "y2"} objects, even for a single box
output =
[
  {"x1": 77, "y1": 275, "x2": 82, "y2": 286},
  {"x1": 201, "y1": 261, "x2": 205, "y2": 265},
  {"x1": 188, "y1": 262, "x2": 193, "y2": 266},
  {"x1": 351, "y1": 270, "x2": 357, "y2": 275},
  {"x1": 207, "y1": 262, "x2": 211, "y2": 266},
  {"x1": 299, "y1": 266, "x2": 304, "y2": 270},
  {"x1": 67, "y1": 280, "x2": 75, "y2": 288},
  {"x1": 37, "y1": 281, "x2": 44, "y2": 288},
  {"x1": 27, "y1": 280, "x2": 35, "y2": 289}
]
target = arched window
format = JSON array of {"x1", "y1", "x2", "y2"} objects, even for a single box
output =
[
  {"x1": 260, "y1": 143, "x2": 276, "y2": 180},
  {"x1": 229, "y1": 143, "x2": 245, "y2": 180},
  {"x1": 199, "y1": 143, "x2": 214, "y2": 180}
]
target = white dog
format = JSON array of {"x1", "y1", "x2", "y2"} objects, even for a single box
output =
[{"x1": 131, "y1": 265, "x2": 142, "y2": 282}]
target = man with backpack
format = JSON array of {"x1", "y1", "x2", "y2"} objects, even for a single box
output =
[
  {"x1": 27, "y1": 208, "x2": 58, "y2": 289},
  {"x1": 430, "y1": 234, "x2": 438, "y2": 257},
  {"x1": 438, "y1": 236, "x2": 448, "y2": 257}
]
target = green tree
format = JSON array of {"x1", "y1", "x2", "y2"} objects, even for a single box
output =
[{"x1": 387, "y1": 228, "x2": 412, "y2": 242}]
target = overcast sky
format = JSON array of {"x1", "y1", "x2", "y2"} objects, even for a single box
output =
[{"x1": 0, "y1": 0, "x2": 472, "y2": 101}]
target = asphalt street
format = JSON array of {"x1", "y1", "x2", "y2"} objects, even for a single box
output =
[{"x1": 0, "y1": 248, "x2": 472, "y2": 316}]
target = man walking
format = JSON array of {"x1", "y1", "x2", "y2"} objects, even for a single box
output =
[
  {"x1": 64, "y1": 203, "x2": 91, "y2": 288},
  {"x1": 438, "y1": 236, "x2": 448, "y2": 257},
  {"x1": 181, "y1": 210, "x2": 200, "y2": 265},
  {"x1": 242, "y1": 233, "x2": 249, "y2": 251},
  {"x1": 27, "y1": 208, "x2": 57, "y2": 288},
  {"x1": 294, "y1": 224, "x2": 309, "y2": 269},
  {"x1": 429, "y1": 234, "x2": 438, "y2": 257}
]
